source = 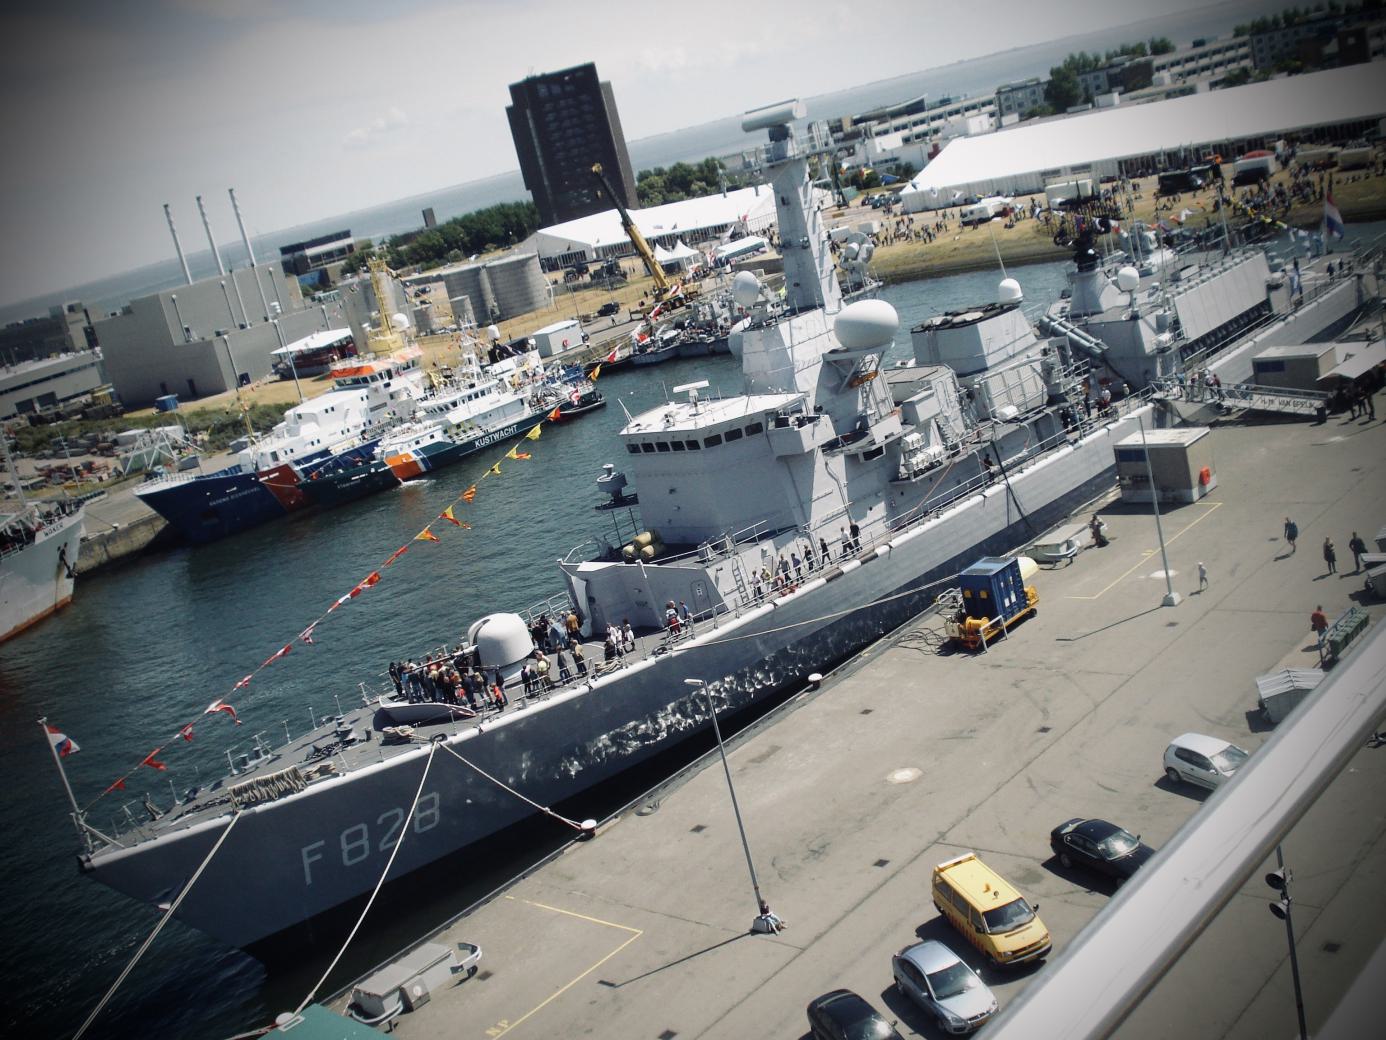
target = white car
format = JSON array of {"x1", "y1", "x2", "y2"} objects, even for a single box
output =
[
  {"x1": 1163, "y1": 733, "x2": 1250, "y2": 790},
  {"x1": 891, "y1": 940, "x2": 998, "y2": 1034}
]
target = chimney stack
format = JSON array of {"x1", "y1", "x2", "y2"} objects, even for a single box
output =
[
  {"x1": 196, "y1": 195, "x2": 225, "y2": 276},
  {"x1": 164, "y1": 204, "x2": 193, "y2": 285}
]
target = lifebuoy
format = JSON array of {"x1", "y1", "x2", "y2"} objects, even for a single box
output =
[{"x1": 1198, "y1": 466, "x2": 1211, "y2": 486}]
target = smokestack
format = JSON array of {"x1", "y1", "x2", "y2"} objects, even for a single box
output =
[
  {"x1": 164, "y1": 204, "x2": 193, "y2": 285},
  {"x1": 196, "y1": 195, "x2": 225, "y2": 276},
  {"x1": 229, "y1": 188, "x2": 271, "y2": 321},
  {"x1": 228, "y1": 187, "x2": 257, "y2": 267}
]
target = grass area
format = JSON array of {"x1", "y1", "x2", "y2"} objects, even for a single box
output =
[{"x1": 846, "y1": 168, "x2": 1386, "y2": 285}]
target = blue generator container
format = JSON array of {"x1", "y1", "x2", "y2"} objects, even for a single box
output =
[
  {"x1": 154, "y1": 394, "x2": 180, "y2": 412},
  {"x1": 958, "y1": 556, "x2": 1025, "y2": 622}
]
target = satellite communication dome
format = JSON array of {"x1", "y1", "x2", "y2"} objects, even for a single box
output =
[
  {"x1": 732, "y1": 271, "x2": 761, "y2": 308},
  {"x1": 467, "y1": 613, "x2": 534, "y2": 667},
  {"x1": 1116, "y1": 266, "x2": 1141, "y2": 293},
  {"x1": 390, "y1": 312, "x2": 410, "y2": 331},
  {"x1": 487, "y1": 324, "x2": 501, "y2": 342},
  {"x1": 998, "y1": 277, "x2": 1023, "y2": 304},
  {"x1": 833, "y1": 299, "x2": 900, "y2": 351}
]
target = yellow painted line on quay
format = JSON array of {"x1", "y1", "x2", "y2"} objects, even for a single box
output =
[
  {"x1": 1067, "y1": 501, "x2": 1223, "y2": 600},
  {"x1": 484, "y1": 896, "x2": 643, "y2": 1038}
]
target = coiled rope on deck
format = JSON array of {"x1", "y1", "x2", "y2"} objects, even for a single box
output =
[
  {"x1": 75, "y1": 811, "x2": 244, "y2": 1040},
  {"x1": 291, "y1": 739, "x2": 440, "y2": 1017}
]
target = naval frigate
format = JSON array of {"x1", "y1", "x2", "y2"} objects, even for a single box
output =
[{"x1": 70, "y1": 100, "x2": 1366, "y2": 951}]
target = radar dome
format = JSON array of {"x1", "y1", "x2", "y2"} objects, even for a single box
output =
[
  {"x1": 487, "y1": 324, "x2": 501, "y2": 342},
  {"x1": 390, "y1": 312, "x2": 410, "y2": 331},
  {"x1": 833, "y1": 299, "x2": 900, "y2": 351},
  {"x1": 732, "y1": 271, "x2": 762, "y2": 308},
  {"x1": 998, "y1": 277, "x2": 1023, "y2": 304},
  {"x1": 467, "y1": 612, "x2": 534, "y2": 668},
  {"x1": 1116, "y1": 266, "x2": 1140, "y2": 293}
]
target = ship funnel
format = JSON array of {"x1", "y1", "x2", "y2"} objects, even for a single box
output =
[
  {"x1": 164, "y1": 204, "x2": 193, "y2": 285},
  {"x1": 196, "y1": 195, "x2": 225, "y2": 276}
]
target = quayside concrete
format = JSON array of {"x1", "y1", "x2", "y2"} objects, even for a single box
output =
[{"x1": 329, "y1": 408, "x2": 1386, "y2": 1040}]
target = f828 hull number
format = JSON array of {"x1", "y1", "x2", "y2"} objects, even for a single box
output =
[{"x1": 300, "y1": 792, "x2": 440, "y2": 885}]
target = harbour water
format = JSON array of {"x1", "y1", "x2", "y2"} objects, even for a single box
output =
[{"x1": 0, "y1": 254, "x2": 1185, "y2": 1037}]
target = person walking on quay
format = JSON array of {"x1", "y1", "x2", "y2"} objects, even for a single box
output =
[
  {"x1": 1349, "y1": 531, "x2": 1367, "y2": 572},
  {"x1": 1198, "y1": 561, "x2": 1208, "y2": 591},
  {"x1": 1323, "y1": 537, "x2": 1337, "y2": 575},
  {"x1": 1311, "y1": 604, "x2": 1329, "y2": 652},
  {"x1": 1283, "y1": 517, "x2": 1299, "y2": 553}
]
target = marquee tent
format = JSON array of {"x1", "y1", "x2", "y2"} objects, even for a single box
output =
[{"x1": 901, "y1": 63, "x2": 1386, "y2": 212}]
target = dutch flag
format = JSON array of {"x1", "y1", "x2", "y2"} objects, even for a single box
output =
[
  {"x1": 47, "y1": 725, "x2": 79, "y2": 757},
  {"x1": 1324, "y1": 191, "x2": 1346, "y2": 239}
]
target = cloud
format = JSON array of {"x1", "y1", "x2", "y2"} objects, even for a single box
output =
[{"x1": 343, "y1": 105, "x2": 410, "y2": 149}]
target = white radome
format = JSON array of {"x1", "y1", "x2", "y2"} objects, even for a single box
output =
[
  {"x1": 732, "y1": 271, "x2": 762, "y2": 308},
  {"x1": 467, "y1": 613, "x2": 535, "y2": 668},
  {"x1": 487, "y1": 324, "x2": 501, "y2": 342},
  {"x1": 390, "y1": 312, "x2": 410, "y2": 331},
  {"x1": 998, "y1": 277, "x2": 1023, "y2": 304},
  {"x1": 1116, "y1": 266, "x2": 1141, "y2": 293},
  {"x1": 834, "y1": 299, "x2": 900, "y2": 350}
]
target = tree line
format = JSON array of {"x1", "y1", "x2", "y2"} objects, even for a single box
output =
[
  {"x1": 342, "y1": 201, "x2": 541, "y2": 274},
  {"x1": 1043, "y1": 38, "x2": 1174, "y2": 112},
  {"x1": 1233, "y1": 0, "x2": 1382, "y2": 35},
  {"x1": 636, "y1": 158, "x2": 744, "y2": 206}
]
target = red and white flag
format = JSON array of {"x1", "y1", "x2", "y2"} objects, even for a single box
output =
[
  {"x1": 179, "y1": 723, "x2": 195, "y2": 742},
  {"x1": 205, "y1": 699, "x2": 241, "y2": 725},
  {"x1": 141, "y1": 749, "x2": 167, "y2": 772},
  {"x1": 234, "y1": 674, "x2": 253, "y2": 690},
  {"x1": 262, "y1": 644, "x2": 293, "y2": 667}
]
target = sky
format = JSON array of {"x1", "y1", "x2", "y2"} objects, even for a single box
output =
[{"x1": 1, "y1": 0, "x2": 1241, "y2": 308}]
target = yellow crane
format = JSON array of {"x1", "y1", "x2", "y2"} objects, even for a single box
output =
[{"x1": 590, "y1": 163, "x2": 697, "y2": 309}]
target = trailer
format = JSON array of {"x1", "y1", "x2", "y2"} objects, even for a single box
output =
[
  {"x1": 1232, "y1": 153, "x2": 1278, "y2": 186},
  {"x1": 941, "y1": 555, "x2": 1039, "y2": 650}
]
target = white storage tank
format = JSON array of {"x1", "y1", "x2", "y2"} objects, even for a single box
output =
[{"x1": 485, "y1": 253, "x2": 548, "y2": 319}]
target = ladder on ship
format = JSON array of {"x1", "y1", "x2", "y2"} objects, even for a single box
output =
[{"x1": 1152, "y1": 379, "x2": 1328, "y2": 419}]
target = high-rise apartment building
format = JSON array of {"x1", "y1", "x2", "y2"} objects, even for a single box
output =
[{"x1": 506, "y1": 62, "x2": 638, "y2": 227}]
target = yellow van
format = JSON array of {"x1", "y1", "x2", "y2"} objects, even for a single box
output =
[{"x1": 931, "y1": 852, "x2": 1051, "y2": 967}]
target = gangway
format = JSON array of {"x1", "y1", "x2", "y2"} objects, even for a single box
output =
[{"x1": 1151, "y1": 378, "x2": 1328, "y2": 419}]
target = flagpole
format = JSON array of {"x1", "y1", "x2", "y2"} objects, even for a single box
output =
[{"x1": 39, "y1": 716, "x2": 92, "y2": 853}]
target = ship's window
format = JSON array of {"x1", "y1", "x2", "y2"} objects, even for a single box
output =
[
  {"x1": 656, "y1": 441, "x2": 671, "y2": 452},
  {"x1": 745, "y1": 421, "x2": 764, "y2": 436},
  {"x1": 671, "y1": 440, "x2": 686, "y2": 451},
  {"x1": 725, "y1": 428, "x2": 743, "y2": 443},
  {"x1": 626, "y1": 443, "x2": 640, "y2": 454},
  {"x1": 685, "y1": 440, "x2": 701, "y2": 451},
  {"x1": 640, "y1": 442, "x2": 656, "y2": 453},
  {"x1": 704, "y1": 434, "x2": 723, "y2": 447},
  {"x1": 863, "y1": 446, "x2": 885, "y2": 462}
]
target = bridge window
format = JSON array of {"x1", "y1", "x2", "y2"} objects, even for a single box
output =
[
  {"x1": 640, "y1": 442, "x2": 655, "y2": 453},
  {"x1": 656, "y1": 441, "x2": 671, "y2": 452},
  {"x1": 626, "y1": 443, "x2": 640, "y2": 454},
  {"x1": 671, "y1": 440, "x2": 686, "y2": 451},
  {"x1": 685, "y1": 440, "x2": 701, "y2": 451},
  {"x1": 725, "y1": 428, "x2": 744, "y2": 443},
  {"x1": 704, "y1": 433, "x2": 723, "y2": 447},
  {"x1": 744, "y1": 421, "x2": 764, "y2": 436}
]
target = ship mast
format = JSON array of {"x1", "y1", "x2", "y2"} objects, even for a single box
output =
[{"x1": 2, "y1": 427, "x2": 27, "y2": 509}]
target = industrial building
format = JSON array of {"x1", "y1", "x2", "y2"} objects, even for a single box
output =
[
  {"x1": 506, "y1": 62, "x2": 638, "y2": 227},
  {"x1": 532, "y1": 186, "x2": 779, "y2": 269},
  {"x1": 278, "y1": 230, "x2": 355, "y2": 277},
  {"x1": 93, "y1": 266, "x2": 347, "y2": 408},
  {"x1": 901, "y1": 62, "x2": 1386, "y2": 210},
  {"x1": 0, "y1": 302, "x2": 95, "y2": 367},
  {"x1": 0, "y1": 351, "x2": 106, "y2": 420}
]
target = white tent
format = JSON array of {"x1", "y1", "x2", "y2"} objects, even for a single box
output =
[
  {"x1": 901, "y1": 63, "x2": 1386, "y2": 212},
  {"x1": 534, "y1": 187, "x2": 777, "y2": 264},
  {"x1": 653, "y1": 239, "x2": 702, "y2": 271}
]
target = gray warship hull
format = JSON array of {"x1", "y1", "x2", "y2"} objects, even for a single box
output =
[{"x1": 85, "y1": 411, "x2": 1139, "y2": 949}]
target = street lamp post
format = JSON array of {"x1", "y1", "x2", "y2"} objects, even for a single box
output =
[
  {"x1": 684, "y1": 678, "x2": 784, "y2": 934},
  {"x1": 1266, "y1": 846, "x2": 1309, "y2": 1040},
  {"x1": 1138, "y1": 412, "x2": 1181, "y2": 607},
  {"x1": 271, "y1": 319, "x2": 303, "y2": 403}
]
